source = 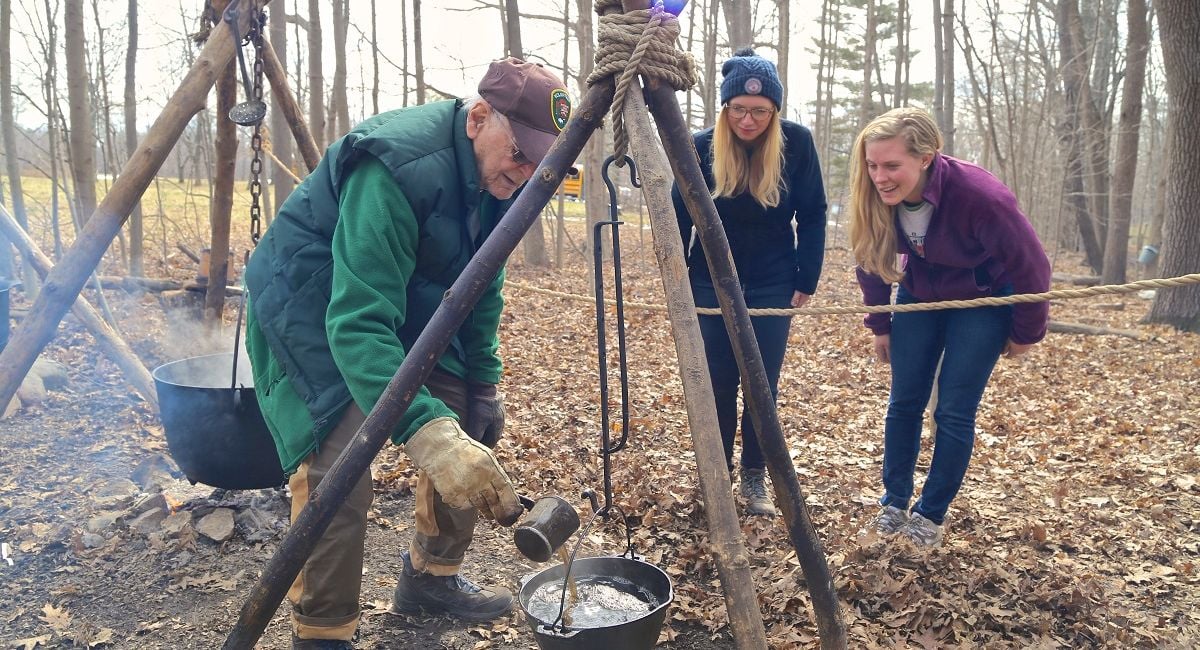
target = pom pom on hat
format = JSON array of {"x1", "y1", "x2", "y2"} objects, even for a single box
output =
[{"x1": 720, "y1": 47, "x2": 783, "y2": 109}]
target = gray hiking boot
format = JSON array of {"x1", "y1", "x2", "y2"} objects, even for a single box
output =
[
  {"x1": 872, "y1": 505, "x2": 910, "y2": 535},
  {"x1": 390, "y1": 550, "x2": 513, "y2": 621},
  {"x1": 900, "y1": 512, "x2": 944, "y2": 547},
  {"x1": 739, "y1": 468, "x2": 776, "y2": 517}
]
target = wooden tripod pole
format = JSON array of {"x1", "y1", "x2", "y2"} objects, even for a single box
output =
[
  {"x1": 0, "y1": 0, "x2": 270, "y2": 415},
  {"x1": 0, "y1": 205, "x2": 158, "y2": 410},
  {"x1": 622, "y1": 87, "x2": 769, "y2": 649}
]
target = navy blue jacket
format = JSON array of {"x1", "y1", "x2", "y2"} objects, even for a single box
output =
[{"x1": 672, "y1": 120, "x2": 827, "y2": 295}]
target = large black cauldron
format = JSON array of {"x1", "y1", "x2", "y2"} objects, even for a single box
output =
[{"x1": 153, "y1": 352, "x2": 284, "y2": 490}]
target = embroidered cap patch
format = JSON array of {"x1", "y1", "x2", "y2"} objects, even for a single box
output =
[
  {"x1": 551, "y1": 89, "x2": 571, "y2": 132},
  {"x1": 744, "y1": 77, "x2": 762, "y2": 95}
]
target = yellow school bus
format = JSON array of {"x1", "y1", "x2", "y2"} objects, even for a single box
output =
[{"x1": 559, "y1": 165, "x2": 583, "y2": 199}]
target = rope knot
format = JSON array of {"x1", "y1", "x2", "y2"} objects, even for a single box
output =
[{"x1": 588, "y1": 1, "x2": 697, "y2": 163}]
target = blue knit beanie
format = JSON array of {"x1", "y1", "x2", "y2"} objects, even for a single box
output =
[{"x1": 719, "y1": 48, "x2": 783, "y2": 109}]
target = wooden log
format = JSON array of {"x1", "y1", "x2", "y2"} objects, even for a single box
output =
[
  {"x1": 1049, "y1": 320, "x2": 1146, "y2": 339},
  {"x1": 94, "y1": 275, "x2": 243, "y2": 296},
  {"x1": 1052, "y1": 272, "x2": 1102, "y2": 286},
  {"x1": 0, "y1": 205, "x2": 158, "y2": 410},
  {"x1": 623, "y1": 89, "x2": 768, "y2": 649},
  {"x1": 261, "y1": 35, "x2": 321, "y2": 173},
  {"x1": 0, "y1": 0, "x2": 268, "y2": 412}
]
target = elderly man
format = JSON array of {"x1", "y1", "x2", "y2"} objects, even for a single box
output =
[{"x1": 243, "y1": 57, "x2": 572, "y2": 649}]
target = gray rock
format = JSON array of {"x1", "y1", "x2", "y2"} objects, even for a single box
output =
[
  {"x1": 92, "y1": 478, "x2": 141, "y2": 510},
  {"x1": 85, "y1": 512, "x2": 121, "y2": 534},
  {"x1": 15, "y1": 372, "x2": 46, "y2": 405},
  {"x1": 196, "y1": 508, "x2": 236, "y2": 543},
  {"x1": 236, "y1": 507, "x2": 283, "y2": 542},
  {"x1": 129, "y1": 492, "x2": 169, "y2": 516},
  {"x1": 129, "y1": 507, "x2": 168, "y2": 534},
  {"x1": 161, "y1": 511, "x2": 193, "y2": 537},
  {"x1": 31, "y1": 358, "x2": 70, "y2": 390},
  {"x1": 80, "y1": 533, "x2": 107, "y2": 549}
]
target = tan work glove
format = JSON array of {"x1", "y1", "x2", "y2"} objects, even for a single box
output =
[{"x1": 404, "y1": 417, "x2": 523, "y2": 526}]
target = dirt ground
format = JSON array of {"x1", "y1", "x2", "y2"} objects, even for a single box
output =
[{"x1": 1, "y1": 244, "x2": 1198, "y2": 649}]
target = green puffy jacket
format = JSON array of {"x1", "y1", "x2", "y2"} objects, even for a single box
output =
[{"x1": 244, "y1": 100, "x2": 508, "y2": 473}]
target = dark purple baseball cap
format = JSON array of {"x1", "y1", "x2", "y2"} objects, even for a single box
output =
[{"x1": 478, "y1": 57, "x2": 572, "y2": 163}]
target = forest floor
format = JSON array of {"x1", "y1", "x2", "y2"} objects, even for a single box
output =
[{"x1": 1, "y1": 239, "x2": 1198, "y2": 649}]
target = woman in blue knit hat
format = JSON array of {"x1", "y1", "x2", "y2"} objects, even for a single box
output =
[{"x1": 671, "y1": 48, "x2": 827, "y2": 516}]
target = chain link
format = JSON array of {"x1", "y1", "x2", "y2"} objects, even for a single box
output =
[{"x1": 248, "y1": 7, "x2": 266, "y2": 245}]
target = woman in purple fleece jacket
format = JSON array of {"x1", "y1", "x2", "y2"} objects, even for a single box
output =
[{"x1": 848, "y1": 107, "x2": 1050, "y2": 547}]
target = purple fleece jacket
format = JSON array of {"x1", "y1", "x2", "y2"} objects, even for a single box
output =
[{"x1": 856, "y1": 153, "x2": 1051, "y2": 344}]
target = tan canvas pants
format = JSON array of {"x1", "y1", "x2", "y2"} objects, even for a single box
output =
[{"x1": 287, "y1": 370, "x2": 485, "y2": 641}]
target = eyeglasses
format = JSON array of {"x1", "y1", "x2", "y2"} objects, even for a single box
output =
[
  {"x1": 727, "y1": 105, "x2": 775, "y2": 121},
  {"x1": 510, "y1": 137, "x2": 533, "y2": 166}
]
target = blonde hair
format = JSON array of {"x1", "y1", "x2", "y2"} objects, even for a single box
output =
[
  {"x1": 848, "y1": 107, "x2": 944, "y2": 283},
  {"x1": 711, "y1": 107, "x2": 786, "y2": 208}
]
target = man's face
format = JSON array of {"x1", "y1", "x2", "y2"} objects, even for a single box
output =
[{"x1": 466, "y1": 102, "x2": 538, "y2": 200}]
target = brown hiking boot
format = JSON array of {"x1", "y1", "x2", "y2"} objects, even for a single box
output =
[{"x1": 390, "y1": 551, "x2": 513, "y2": 621}]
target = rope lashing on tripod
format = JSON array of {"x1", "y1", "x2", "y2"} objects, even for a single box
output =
[
  {"x1": 588, "y1": 0, "x2": 696, "y2": 164},
  {"x1": 506, "y1": 273, "x2": 1200, "y2": 316}
]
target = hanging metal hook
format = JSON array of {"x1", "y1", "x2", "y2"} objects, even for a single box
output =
[{"x1": 223, "y1": 0, "x2": 267, "y2": 126}]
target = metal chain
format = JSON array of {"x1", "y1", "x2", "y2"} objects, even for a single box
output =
[{"x1": 248, "y1": 7, "x2": 266, "y2": 245}]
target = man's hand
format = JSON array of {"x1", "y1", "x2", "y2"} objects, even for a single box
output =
[
  {"x1": 873, "y1": 334, "x2": 891, "y2": 364},
  {"x1": 791, "y1": 291, "x2": 811, "y2": 308},
  {"x1": 465, "y1": 383, "x2": 505, "y2": 448},
  {"x1": 403, "y1": 417, "x2": 523, "y2": 526}
]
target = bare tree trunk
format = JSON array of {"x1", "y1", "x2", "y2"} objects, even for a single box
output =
[
  {"x1": 124, "y1": 0, "x2": 143, "y2": 276},
  {"x1": 894, "y1": 0, "x2": 907, "y2": 107},
  {"x1": 1101, "y1": 0, "x2": 1148, "y2": 285},
  {"x1": 401, "y1": 0, "x2": 409, "y2": 106},
  {"x1": 941, "y1": 0, "x2": 955, "y2": 154},
  {"x1": 683, "y1": 0, "x2": 696, "y2": 127},
  {"x1": 933, "y1": 0, "x2": 945, "y2": 133},
  {"x1": 1057, "y1": 0, "x2": 1104, "y2": 271},
  {"x1": 575, "y1": 0, "x2": 606, "y2": 267},
  {"x1": 703, "y1": 0, "x2": 717, "y2": 125},
  {"x1": 207, "y1": 62, "x2": 237, "y2": 325},
  {"x1": 269, "y1": 0, "x2": 294, "y2": 211},
  {"x1": 776, "y1": 0, "x2": 789, "y2": 117},
  {"x1": 722, "y1": 0, "x2": 751, "y2": 53},
  {"x1": 861, "y1": 0, "x2": 876, "y2": 129},
  {"x1": 369, "y1": 0, "x2": 379, "y2": 115},
  {"x1": 413, "y1": 0, "x2": 425, "y2": 104},
  {"x1": 502, "y1": 0, "x2": 548, "y2": 268},
  {"x1": 1, "y1": 0, "x2": 30, "y2": 288},
  {"x1": 65, "y1": 0, "x2": 97, "y2": 226},
  {"x1": 307, "y1": 0, "x2": 324, "y2": 147},
  {"x1": 1146, "y1": 0, "x2": 1200, "y2": 331},
  {"x1": 327, "y1": 0, "x2": 349, "y2": 142}
]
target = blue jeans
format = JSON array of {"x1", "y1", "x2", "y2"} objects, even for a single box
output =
[
  {"x1": 693, "y1": 281, "x2": 794, "y2": 473},
  {"x1": 880, "y1": 286, "x2": 1012, "y2": 525}
]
